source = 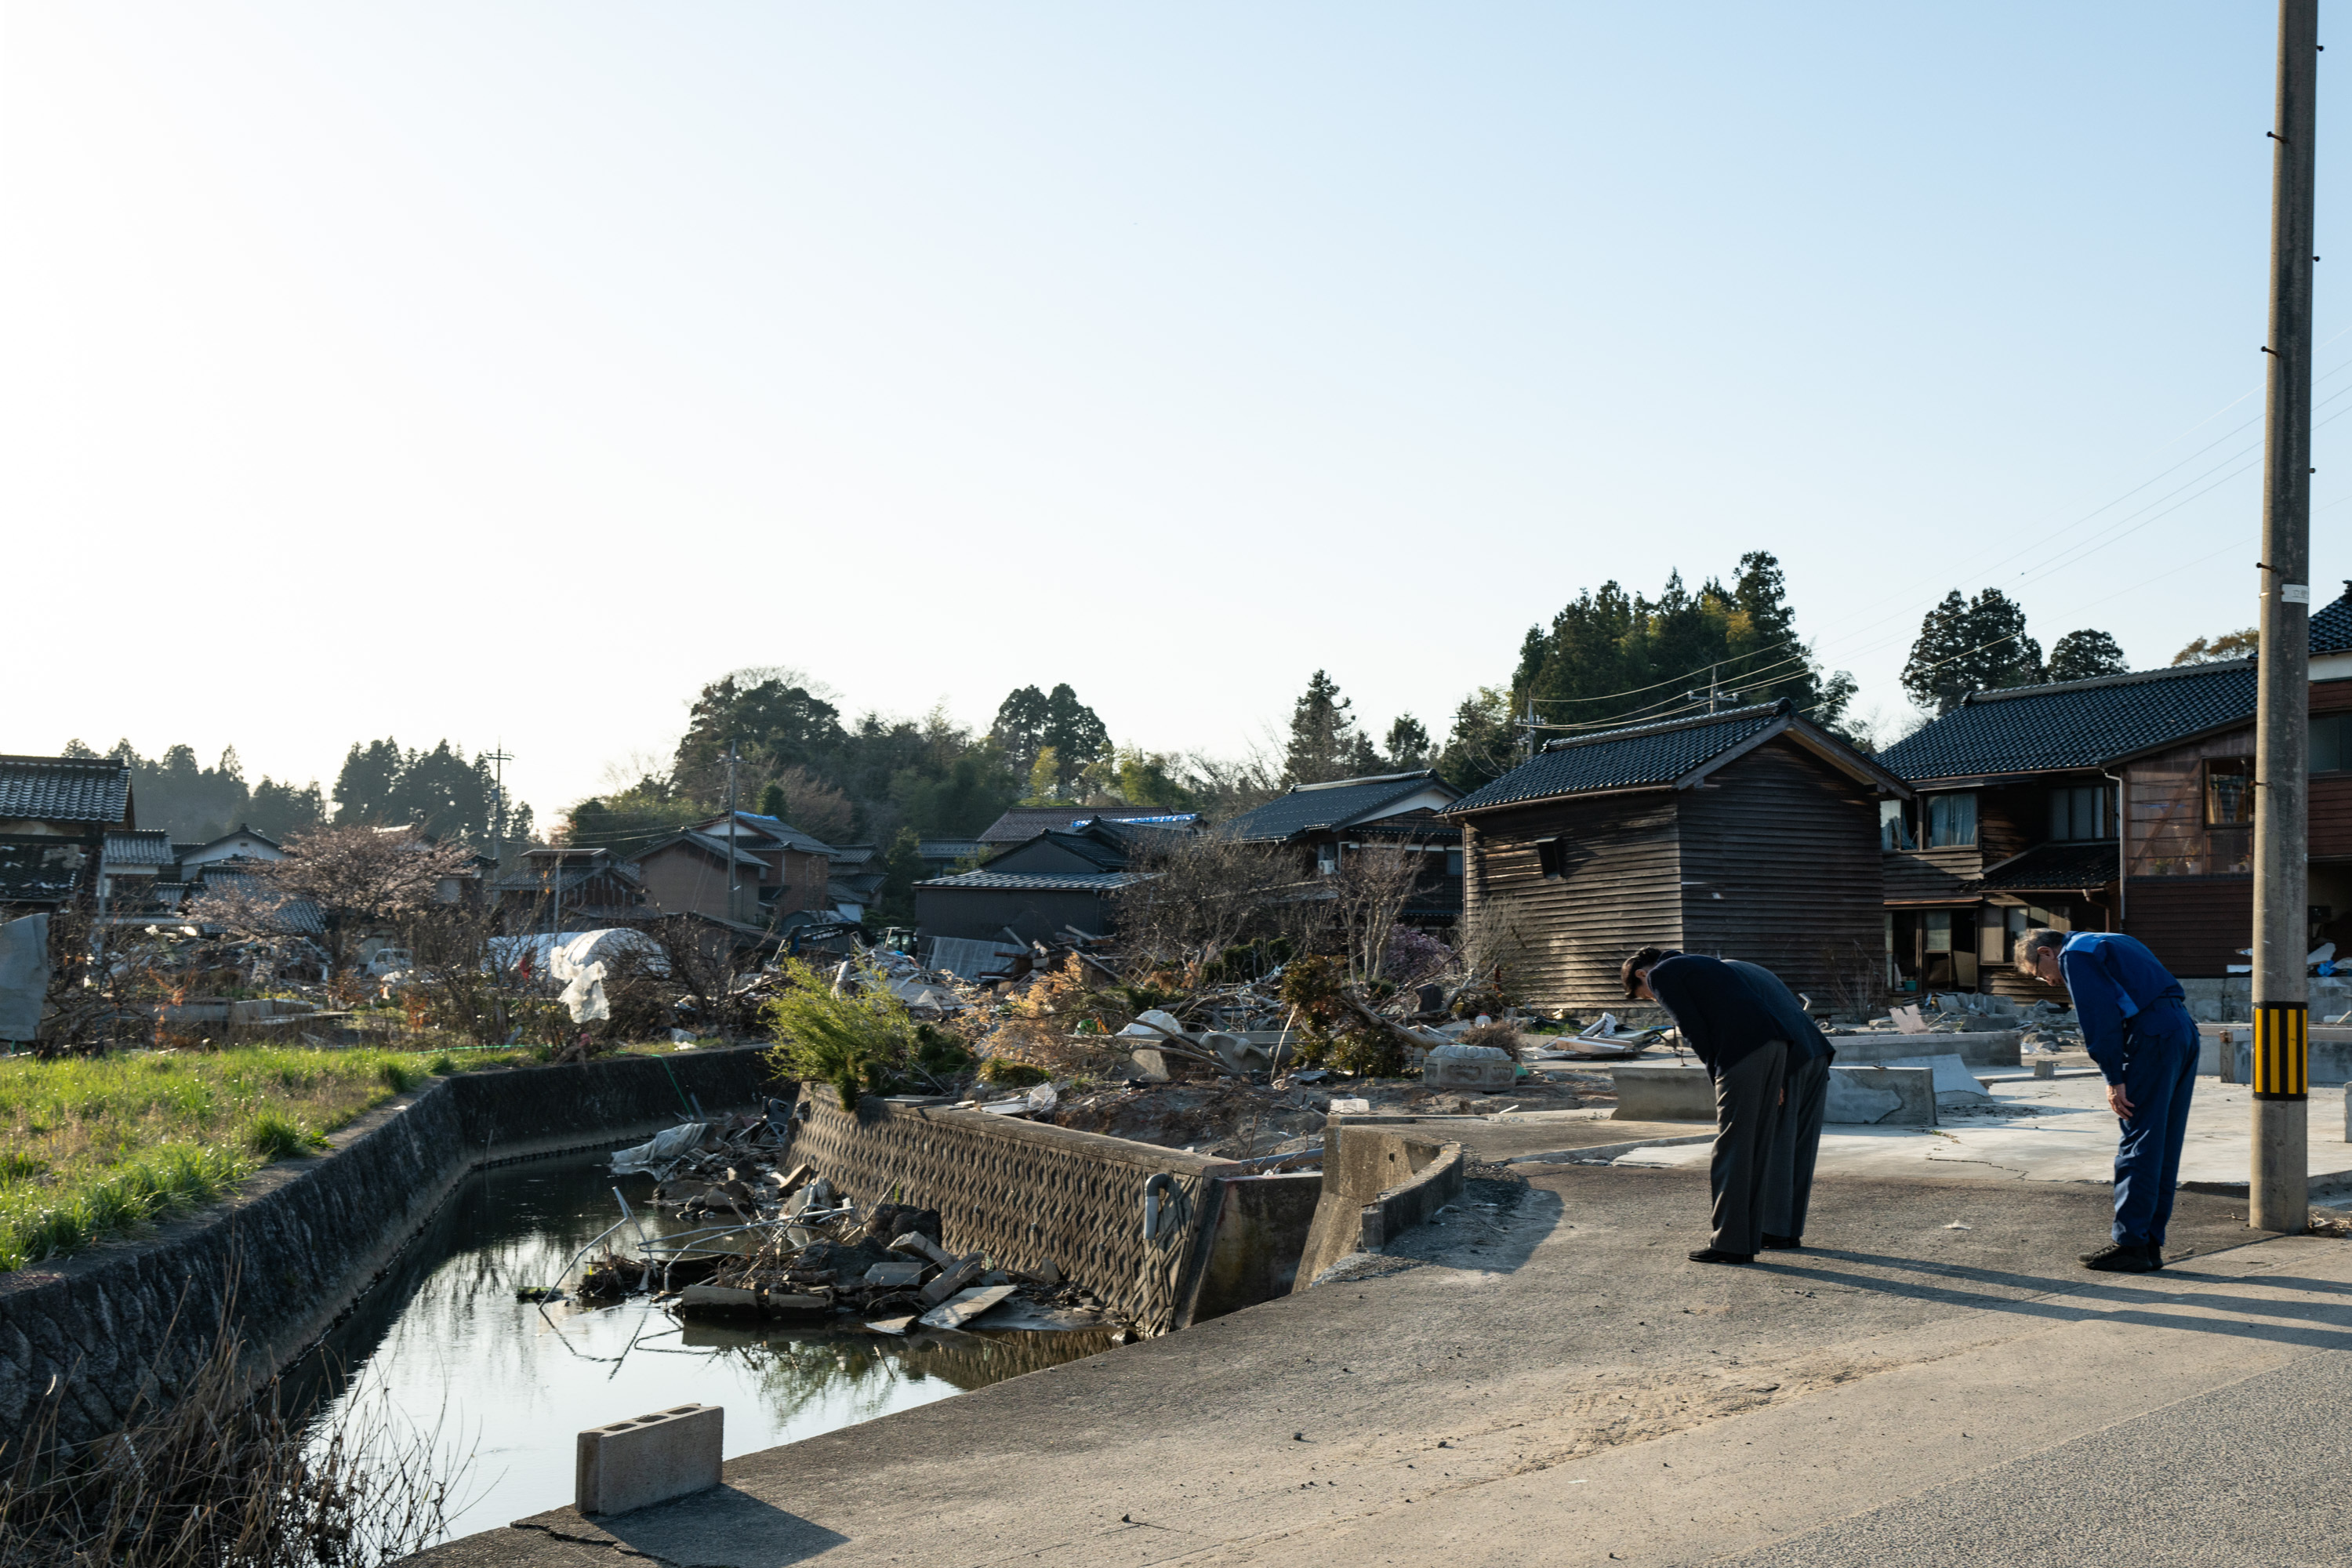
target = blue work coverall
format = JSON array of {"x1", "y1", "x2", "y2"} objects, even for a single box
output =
[{"x1": 2059, "y1": 931, "x2": 2198, "y2": 1248}]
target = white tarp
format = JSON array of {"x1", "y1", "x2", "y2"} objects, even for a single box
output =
[
  {"x1": 548, "y1": 933, "x2": 611, "y2": 1023},
  {"x1": 489, "y1": 929, "x2": 667, "y2": 980},
  {"x1": 0, "y1": 914, "x2": 49, "y2": 1042},
  {"x1": 611, "y1": 1122, "x2": 709, "y2": 1175}
]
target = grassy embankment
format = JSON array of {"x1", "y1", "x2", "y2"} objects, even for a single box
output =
[{"x1": 0, "y1": 1045, "x2": 548, "y2": 1272}]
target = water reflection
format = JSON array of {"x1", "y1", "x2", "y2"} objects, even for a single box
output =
[{"x1": 295, "y1": 1151, "x2": 1109, "y2": 1544}]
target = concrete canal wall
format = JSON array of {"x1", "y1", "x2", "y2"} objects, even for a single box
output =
[{"x1": 0, "y1": 1047, "x2": 782, "y2": 1447}]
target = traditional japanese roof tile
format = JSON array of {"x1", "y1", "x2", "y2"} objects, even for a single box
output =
[
  {"x1": 0, "y1": 756, "x2": 132, "y2": 827},
  {"x1": 913, "y1": 871, "x2": 1145, "y2": 893},
  {"x1": 1875, "y1": 662, "x2": 2258, "y2": 783},
  {"x1": 2312, "y1": 582, "x2": 2352, "y2": 657},
  {"x1": 698, "y1": 812, "x2": 836, "y2": 856},
  {"x1": 103, "y1": 829, "x2": 175, "y2": 867},
  {"x1": 1977, "y1": 841, "x2": 2123, "y2": 892},
  {"x1": 977, "y1": 807, "x2": 1195, "y2": 846},
  {"x1": 1446, "y1": 704, "x2": 1791, "y2": 815},
  {"x1": 1222, "y1": 771, "x2": 1459, "y2": 842}
]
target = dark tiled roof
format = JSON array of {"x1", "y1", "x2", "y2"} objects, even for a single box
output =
[
  {"x1": 1875, "y1": 662, "x2": 2256, "y2": 782},
  {"x1": 1446, "y1": 706, "x2": 1787, "y2": 815},
  {"x1": 978, "y1": 807, "x2": 1192, "y2": 845},
  {"x1": 699, "y1": 812, "x2": 835, "y2": 856},
  {"x1": 103, "y1": 829, "x2": 175, "y2": 867},
  {"x1": 0, "y1": 756, "x2": 132, "y2": 826},
  {"x1": 1342, "y1": 812, "x2": 1461, "y2": 844},
  {"x1": 1978, "y1": 841, "x2": 2122, "y2": 891},
  {"x1": 1222, "y1": 772, "x2": 1457, "y2": 842},
  {"x1": 2314, "y1": 583, "x2": 2352, "y2": 656},
  {"x1": 915, "y1": 871, "x2": 1143, "y2": 892}
]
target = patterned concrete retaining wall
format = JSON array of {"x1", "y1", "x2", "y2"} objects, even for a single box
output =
[
  {"x1": 785, "y1": 1090, "x2": 1232, "y2": 1336},
  {"x1": 0, "y1": 1047, "x2": 782, "y2": 1447}
]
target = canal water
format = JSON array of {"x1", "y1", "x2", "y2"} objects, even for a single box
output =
[{"x1": 296, "y1": 1149, "x2": 1115, "y2": 1544}]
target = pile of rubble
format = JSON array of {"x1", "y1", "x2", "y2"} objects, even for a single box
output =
[{"x1": 572, "y1": 1114, "x2": 1113, "y2": 1335}]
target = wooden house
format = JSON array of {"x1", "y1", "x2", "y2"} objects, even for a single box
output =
[
  {"x1": 0, "y1": 754, "x2": 134, "y2": 914},
  {"x1": 1221, "y1": 770, "x2": 1465, "y2": 926},
  {"x1": 913, "y1": 818, "x2": 1182, "y2": 944},
  {"x1": 488, "y1": 846, "x2": 648, "y2": 933},
  {"x1": 690, "y1": 812, "x2": 837, "y2": 920},
  {"x1": 1875, "y1": 586, "x2": 2352, "y2": 997},
  {"x1": 1442, "y1": 702, "x2": 1909, "y2": 1012}
]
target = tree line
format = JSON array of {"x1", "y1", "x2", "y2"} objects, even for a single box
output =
[{"x1": 59, "y1": 737, "x2": 531, "y2": 846}]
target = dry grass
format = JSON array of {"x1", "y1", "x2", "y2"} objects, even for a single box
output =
[{"x1": 0, "y1": 1046, "x2": 528, "y2": 1272}]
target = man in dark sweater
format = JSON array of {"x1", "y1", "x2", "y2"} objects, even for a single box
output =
[
  {"x1": 1622, "y1": 946, "x2": 1788, "y2": 1265},
  {"x1": 1726, "y1": 959, "x2": 1835, "y2": 1250}
]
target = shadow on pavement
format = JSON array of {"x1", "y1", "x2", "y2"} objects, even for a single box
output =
[
  {"x1": 1769, "y1": 1249, "x2": 2352, "y2": 1352},
  {"x1": 589, "y1": 1485, "x2": 850, "y2": 1568}
]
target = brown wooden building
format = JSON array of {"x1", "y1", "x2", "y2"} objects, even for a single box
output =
[
  {"x1": 1221, "y1": 770, "x2": 1465, "y2": 927},
  {"x1": 1442, "y1": 701, "x2": 1909, "y2": 1012},
  {"x1": 1873, "y1": 585, "x2": 2352, "y2": 998}
]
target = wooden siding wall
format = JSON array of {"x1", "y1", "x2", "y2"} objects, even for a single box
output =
[
  {"x1": 2125, "y1": 728, "x2": 2256, "y2": 877},
  {"x1": 1460, "y1": 793, "x2": 1681, "y2": 1011},
  {"x1": 2315, "y1": 678, "x2": 2352, "y2": 858},
  {"x1": 2126, "y1": 876, "x2": 2252, "y2": 978},
  {"x1": 1884, "y1": 847, "x2": 1981, "y2": 902},
  {"x1": 1677, "y1": 742, "x2": 1886, "y2": 1004},
  {"x1": 1976, "y1": 786, "x2": 2038, "y2": 866}
]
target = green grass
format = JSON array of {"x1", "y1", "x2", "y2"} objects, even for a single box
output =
[{"x1": 0, "y1": 1044, "x2": 538, "y2": 1272}]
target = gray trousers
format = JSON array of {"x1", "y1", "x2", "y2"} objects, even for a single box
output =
[
  {"x1": 1764, "y1": 1054, "x2": 1831, "y2": 1242},
  {"x1": 1709, "y1": 1039, "x2": 1788, "y2": 1255}
]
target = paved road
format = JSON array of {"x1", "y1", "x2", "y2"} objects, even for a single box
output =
[{"x1": 410, "y1": 1167, "x2": 2352, "y2": 1567}]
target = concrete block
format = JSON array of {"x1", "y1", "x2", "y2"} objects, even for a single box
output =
[
  {"x1": 1422, "y1": 1054, "x2": 1517, "y2": 1091},
  {"x1": 919, "y1": 1256, "x2": 984, "y2": 1306},
  {"x1": 862, "y1": 1261, "x2": 925, "y2": 1289},
  {"x1": 1609, "y1": 1065, "x2": 1716, "y2": 1122},
  {"x1": 888, "y1": 1230, "x2": 956, "y2": 1268},
  {"x1": 676, "y1": 1284, "x2": 757, "y2": 1314},
  {"x1": 1882, "y1": 1054, "x2": 1995, "y2": 1106},
  {"x1": 1829, "y1": 1030, "x2": 2021, "y2": 1070},
  {"x1": 576, "y1": 1403, "x2": 722, "y2": 1516},
  {"x1": 1827, "y1": 1065, "x2": 1936, "y2": 1126}
]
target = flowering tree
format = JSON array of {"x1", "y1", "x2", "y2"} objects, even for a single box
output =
[{"x1": 188, "y1": 825, "x2": 477, "y2": 983}]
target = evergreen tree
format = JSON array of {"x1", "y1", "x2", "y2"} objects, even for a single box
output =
[
  {"x1": 2047, "y1": 630, "x2": 2129, "y2": 683},
  {"x1": 1040, "y1": 684, "x2": 1109, "y2": 792},
  {"x1": 1283, "y1": 671, "x2": 1381, "y2": 785},
  {"x1": 1509, "y1": 552, "x2": 1852, "y2": 734},
  {"x1": 1384, "y1": 715, "x2": 1432, "y2": 771},
  {"x1": 672, "y1": 668, "x2": 846, "y2": 804},
  {"x1": 1434, "y1": 688, "x2": 1517, "y2": 792},
  {"x1": 990, "y1": 686, "x2": 1054, "y2": 775},
  {"x1": 1901, "y1": 589, "x2": 2045, "y2": 713},
  {"x1": 875, "y1": 826, "x2": 927, "y2": 924}
]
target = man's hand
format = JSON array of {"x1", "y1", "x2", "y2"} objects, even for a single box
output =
[{"x1": 2106, "y1": 1081, "x2": 2136, "y2": 1119}]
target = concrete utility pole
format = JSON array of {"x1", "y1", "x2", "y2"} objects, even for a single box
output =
[
  {"x1": 726, "y1": 740, "x2": 739, "y2": 924},
  {"x1": 2252, "y1": 0, "x2": 2318, "y2": 1232}
]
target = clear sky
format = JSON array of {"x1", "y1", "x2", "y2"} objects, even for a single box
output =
[{"x1": 3, "y1": 3, "x2": 2342, "y2": 824}]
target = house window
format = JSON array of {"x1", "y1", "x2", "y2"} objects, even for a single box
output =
[
  {"x1": 1536, "y1": 838, "x2": 1567, "y2": 879},
  {"x1": 1923, "y1": 910, "x2": 1953, "y2": 953},
  {"x1": 1926, "y1": 793, "x2": 1977, "y2": 848},
  {"x1": 2314, "y1": 713, "x2": 2352, "y2": 775},
  {"x1": 2205, "y1": 757, "x2": 2255, "y2": 827},
  {"x1": 2048, "y1": 785, "x2": 2112, "y2": 842},
  {"x1": 1316, "y1": 844, "x2": 1339, "y2": 876},
  {"x1": 1880, "y1": 800, "x2": 1916, "y2": 851},
  {"x1": 1445, "y1": 848, "x2": 1463, "y2": 877}
]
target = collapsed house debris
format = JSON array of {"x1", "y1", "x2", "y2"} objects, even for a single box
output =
[{"x1": 555, "y1": 1112, "x2": 1116, "y2": 1335}]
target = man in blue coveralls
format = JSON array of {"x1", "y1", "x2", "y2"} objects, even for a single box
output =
[{"x1": 2016, "y1": 927, "x2": 2199, "y2": 1273}]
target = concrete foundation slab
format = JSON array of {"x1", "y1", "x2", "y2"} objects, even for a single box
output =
[{"x1": 1613, "y1": 1063, "x2": 1936, "y2": 1126}]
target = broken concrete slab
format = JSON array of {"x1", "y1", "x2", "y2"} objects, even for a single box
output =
[
  {"x1": 918, "y1": 1284, "x2": 1018, "y2": 1330},
  {"x1": 919, "y1": 1256, "x2": 985, "y2": 1307},
  {"x1": 861, "y1": 1261, "x2": 926, "y2": 1290},
  {"x1": 675, "y1": 1283, "x2": 758, "y2": 1313},
  {"x1": 888, "y1": 1231, "x2": 956, "y2": 1268}
]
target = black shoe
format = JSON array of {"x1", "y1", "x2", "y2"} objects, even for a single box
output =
[
  {"x1": 2080, "y1": 1243, "x2": 2157, "y2": 1273},
  {"x1": 1689, "y1": 1247, "x2": 1755, "y2": 1265},
  {"x1": 2146, "y1": 1243, "x2": 2165, "y2": 1269},
  {"x1": 1760, "y1": 1233, "x2": 1801, "y2": 1250}
]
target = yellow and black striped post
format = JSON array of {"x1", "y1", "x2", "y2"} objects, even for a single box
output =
[{"x1": 2252, "y1": 1003, "x2": 2309, "y2": 1100}]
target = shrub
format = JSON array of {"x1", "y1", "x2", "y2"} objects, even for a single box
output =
[
  {"x1": 244, "y1": 1112, "x2": 317, "y2": 1161},
  {"x1": 764, "y1": 957, "x2": 921, "y2": 1109},
  {"x1": 977, "y1": 1057, "x2": 1047, "y2": 1088},
  {"x1": 378, "y1": 1059, "x2": 422, "y2": 1093}
]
